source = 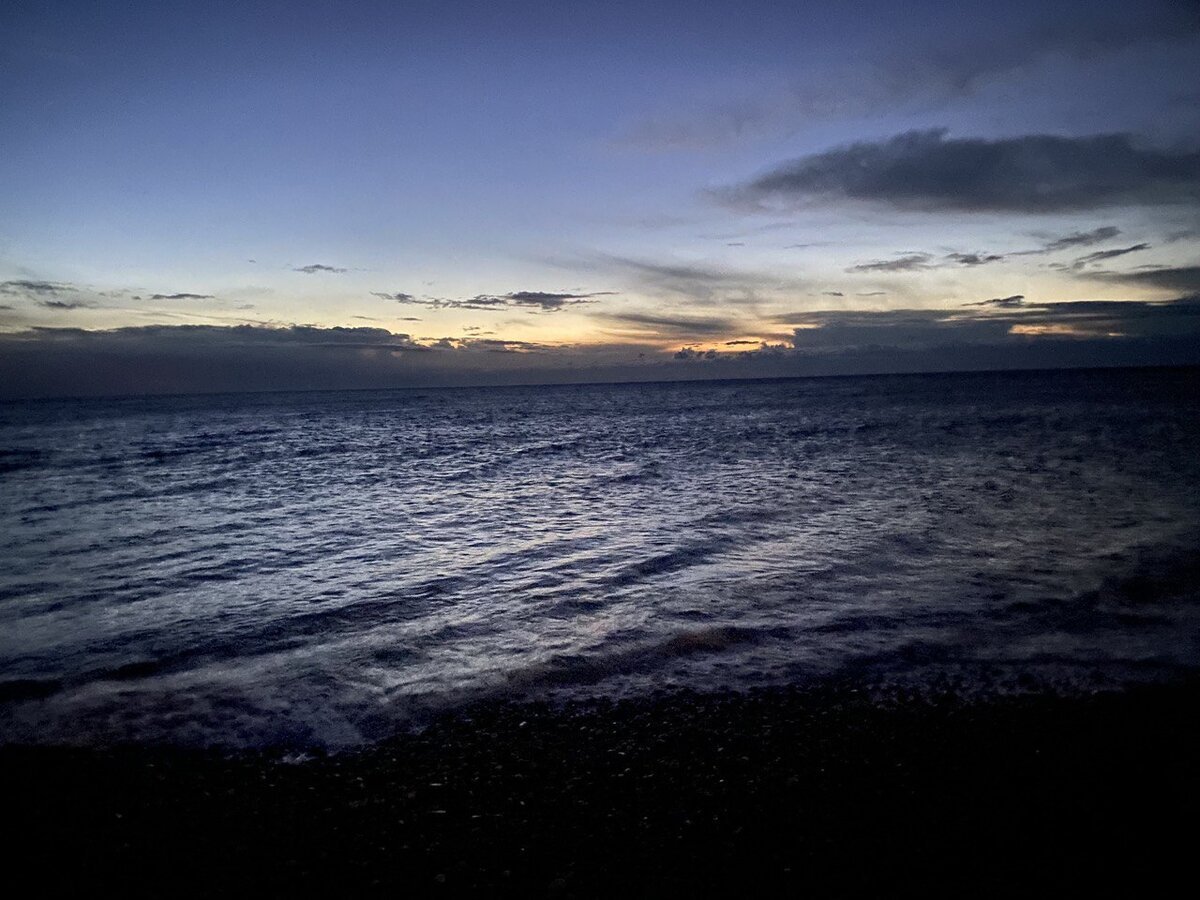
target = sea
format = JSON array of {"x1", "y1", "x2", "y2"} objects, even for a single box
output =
[{"x1": 1, "y1": 367, "x2": 1198, "y2": 748}]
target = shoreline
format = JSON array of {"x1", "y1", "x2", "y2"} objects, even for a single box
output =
[{"x1": 3, "y1": 678, "x2": 1197, "y2": 894}]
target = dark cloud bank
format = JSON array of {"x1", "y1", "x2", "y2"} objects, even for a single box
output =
[
  {"x1": 1093, "y1": 265, "x2": 1200, "y2": 293},
  {"x1": 1, "y1": 297, "x2": 1197, "y2": 399},
  {"x1": 727, "y1": 129, "x2": 1200, "y2": 213}
]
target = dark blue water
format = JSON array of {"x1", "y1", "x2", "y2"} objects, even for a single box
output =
[{"x1": 2, "y1": 368, "x2": 1198, "y2": 747}]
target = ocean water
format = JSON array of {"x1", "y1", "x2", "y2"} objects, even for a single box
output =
[{"x1": 1, "y1": 368, "x2": 1198, "y2": 748}]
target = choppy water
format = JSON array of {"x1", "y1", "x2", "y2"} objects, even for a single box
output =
[{"x1": 2, "y1": 368, "x2": 1199, "y2": 747}]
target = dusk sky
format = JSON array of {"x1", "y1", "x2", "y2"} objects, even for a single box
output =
[{"x1": 2, "y1": 0, "x2": 1199, "y2": 397}]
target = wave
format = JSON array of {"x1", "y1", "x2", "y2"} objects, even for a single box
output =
[
  {"x1": 504, "y1": 625, "x2": 780, "y2": 691},
  {"x1": 0, "y1": 448, "x2": 45, "y2": 474},
  {"x1": 0, "y1": 678, "x2": 63, "y2": 703}
]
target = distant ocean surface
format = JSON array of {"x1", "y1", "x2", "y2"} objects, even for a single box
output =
[{"x1": 2, "y1": 368, "x2": 1198, "y2": 748}]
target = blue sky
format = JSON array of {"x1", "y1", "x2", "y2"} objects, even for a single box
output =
[{"x1": 1, "y1": 0, "x2": 1198, "y2": 396}]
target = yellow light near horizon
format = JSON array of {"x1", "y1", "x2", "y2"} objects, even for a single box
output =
[{"x1": 1009, "y1": 323, "x2": 1089, "y2": 336}]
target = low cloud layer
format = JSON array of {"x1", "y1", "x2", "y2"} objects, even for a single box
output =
[
  {"x1": 776, "y1": 296, "x2": 1200, "y2": 351},
  {"x1": 3, "y1": 296, "x2": 1196, "y2": 399},
  {"x1": 725, "y1": 129, "x2": 1200, "y2": 213}
]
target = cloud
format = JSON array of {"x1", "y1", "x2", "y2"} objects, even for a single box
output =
[
  {"x1": 850, "y1": 250, "x2": 1005, "y2": 272},
  {"x1": 966, "y1": 295, "x2": 1026, "y2": 308},
  {"x1": 595, "y1": 311, "x2": 738, "y2": 339},
  {"x1": 3, "y1": 299, "x2": 1199, "y2": 400},
  {"x1": 499, "y1": 290, "x2": 615, "y2": 310},
  {"x1": 847, "y1": 254, "x2": 932, "y2": 273},
  {"x1": 1068, "y1": 243, "x2": 1151, "y2": 269},
  {"x1": 145, "y1": 324, "x2": 423, "y2": 348},
  {"x1": 576, "y1": 254, "x2": 813, "y2": 306},
  {"x1": 620, "y1": 8, "x2": 1200, "y2": 151},
  {"x1": 2, "y1": 279, "x2": 227, "y2": 309},
  {"x1": 371, "y1": 290, "x2": 613, "y2": 312},
  {"x1": 456, "y1": 338, "x2": 548, "y2": 353},
  {"x1": 1165, "y1": 228, "x2": 1200, "y2": 244},
  {"x1": 37, "y1": 299, "x2": 95, "y2": 310},
  {"x1": 657, "y1": 295, "x2": 1200, "y2": 376},
  {"x1": 724, "y1": 130, "x2": 1200, "y2": 214},
  {"x1": 777, "y1": 295, "x2": 1200, "y2": 353},
  {"x1": 674, "y1": 347, "x2": 720, "y2": 360},
  {"x1": 0, "y1": 280, "x2": 77, "y2": 297},
  {"x1": 294, "y1": 264, "x2": 348, "y2": 274},
  {"x1": 0, "y1": 324, "x2": 672, "y2": 398},
  {"x1": 603, "y1": 257, "x2": 749, "y2": 289},
  {"x1": 944, "y1": 252, "x2": 1005, "y2": 267},
  {"x1": 1036, "y1": 226, "x2": 1122, "y2": 253},
  {"x1": 1087, "y1": 265, "x2": 1200, "y2": 293}
]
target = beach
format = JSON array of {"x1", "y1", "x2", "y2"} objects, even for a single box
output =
[{"x1": 5, "y1": 678, "x2": 1196, "y2": 895}]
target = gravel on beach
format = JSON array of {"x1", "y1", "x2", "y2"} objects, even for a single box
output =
[{"x1": 3, "y1": 679, "x2": 1197, "y2": 896}]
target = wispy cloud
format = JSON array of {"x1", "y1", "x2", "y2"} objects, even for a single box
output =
[
  {"x1": 0, "y1": 279, "x2": 77, "y2": 297},
  {"x1": 1066, "y1": 243, "x2": 1151, "y2": 269},
  {"x1": 965, "y1": 295, "x2": 1026, "y2": 308},
  {"x1": 1035, "y1": 226, "x2": 1122, "y2": 253},
  {"x1": 594, "y1": 310, "x2": 738, "y2": 339},
  {"x1": 372, "y1": 290, "x2": 614, "y2": 312},
  {"x1": 37, "y1": 299, "x2": 96, "y2": 310},
  {"x1": 944, "y1": 252, "x2": 1005, "y2": 267},
  {"x1": 585, "y1": 254, "x2": 811, "y2": 305},
  {"x1": 148, "y1": 293, "x2": 215, "y2": 301},
  {"x1": 620, "y1": 10, "x2": 1200, "y2": 151},
  {"x1": 294, "y1": 264, "x2": 348, "y2": 274},
  {"x1": 847, "y1": 254, "x2": 932, "y2": 273}
]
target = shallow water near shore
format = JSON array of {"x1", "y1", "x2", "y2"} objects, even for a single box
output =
[{"x1": 2, "y1": 367, "x2": 1198, "y2": 747}]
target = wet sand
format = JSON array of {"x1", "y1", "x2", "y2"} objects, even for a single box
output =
[{"x1": 3, "y1": 679, "x2": 1197, "y2": 896}]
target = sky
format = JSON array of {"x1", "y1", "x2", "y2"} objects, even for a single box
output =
[{"x1": 1, "y1": 0, "x2": 1199, "y2": 397}]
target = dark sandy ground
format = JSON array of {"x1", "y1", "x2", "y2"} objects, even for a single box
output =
[{"x1": 2, "y1": 679, "x2": 1197, "y2": 896}]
